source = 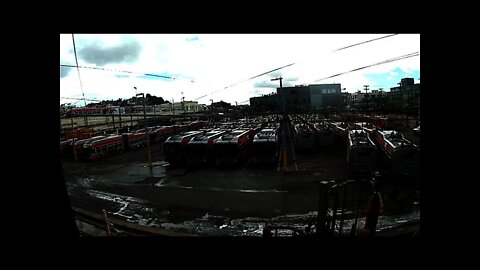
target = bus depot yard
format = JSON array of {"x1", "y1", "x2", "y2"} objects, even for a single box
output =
[{"x1": 62, "y1": 113, "x2": 420, "y2": 236}]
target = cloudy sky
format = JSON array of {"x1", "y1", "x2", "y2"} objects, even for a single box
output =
[{"x1": 60, "y1": 34, "x2": 420, "y2": 106}]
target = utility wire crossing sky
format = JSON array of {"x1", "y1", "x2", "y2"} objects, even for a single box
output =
[{"x1": 60, "y1": 34, "x2": 420, "y2": 106}]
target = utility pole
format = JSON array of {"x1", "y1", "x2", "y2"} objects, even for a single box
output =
[
  {"x1": 71, "y1": 116, "x2": 77, "y2": 161},
  {"x1": 132, "y1": 87, "x2": 137, "y2": 128},
  {"x1": 379, "y1": 88, "x2": 384, "y2": 113},
  {"x1": 181, "y1": 91, "x2": 185, "y2": 112},
  {"x1": 271, "y1": 77, "x2": 283, "y2": 113},
  {"x1": 364, "y1": 85, "x2": 369, "y2": 113},
  {"x1": 136, "y1": 92, "x2": 153, "y2": 179}
]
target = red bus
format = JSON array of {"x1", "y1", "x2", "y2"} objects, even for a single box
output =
[
  {"x1": 164, "y1": 131, "x2": 203, "y2": 164},
  {"x1": 213, "y1": 129, "x2": 254, "y2": 166},
  {"x1": 186, "y1": 130, "x2": 226, "y2": 164},
  {"x1": 60, "y1": 139, "x2": 76, "y2": 159},
  {"x1": 83, "y1": 135, "x2": 124, "y2": 161},
  {"x1": 150, "y1": 126, "x2": 175, "y2": 144},
  {"x1": 73, "y1": 136, "x2": 106, "y2": 160},
  {"x1": 74, "y1": 132, "x2": 148, "y2": 161}
]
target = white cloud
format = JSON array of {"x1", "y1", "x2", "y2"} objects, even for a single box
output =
[{"x1": 61, "y1": 34, "x2": 420, "y2": 105}]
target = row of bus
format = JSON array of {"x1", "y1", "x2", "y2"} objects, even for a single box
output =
[
  {"x1": 290, "y1": 115, "x2": 420, "y2": 180},
  {"x1": 290, "y1": 115, "x2": 337, "y2": 152},
  {"x1": 60, "y1": 117, "x2": 282, "y2": 166},
  {"x1": 60, "y1": 121, "x2": 209, "y2": 161},
  {"x1": 163, "y1": 124, "x2": 281, "y2": 167}
]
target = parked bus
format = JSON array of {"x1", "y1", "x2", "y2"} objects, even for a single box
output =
[
  {"x1": 149, "y1": 126, "x2": 175, "y2": 144},
  {"x1": 330, "y1": 122, "x2": 349, "y2": 141},
  {"x1": 186, "y1": 130, "x2": 226, "y2": 165},
  {"x1": 123, "y1": 132, "x2": 147, "y2": 150},
  {"x1": 73, "y1": 136, "x2": 106, "y2": 160},
  {"x1": 347, "y1": 129, "x2": 378, "y2": 178},
  {"x1": 79, "y1": 132, "x2": 147, "y2": 161},
  {"x1": 251, "y1": 128, "x2": 279, "y2": 166},
  {"x1": 83, "y1": 135, "x2": 124, "y2": 161},
  {"x1": 314, "y1": 121, "x2": 335, "y2": 148},
  {"x1": 373, "y1": 130, "x2": 420, "y2": 181},
  {"x1": 60, "y1": 139, "x2": 76, "y2": 159},
  {"x1": 294, "y1": 124, "x2": 315, "y2": 153},
  {"x1": 163, "y1": 131, "x2": 203, "y2": 164},
  {"x1": 213, "y1": 129, "x2": 253, "y2": 166}
]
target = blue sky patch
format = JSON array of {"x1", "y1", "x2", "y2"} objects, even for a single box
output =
[
  {"x1": 114, "y1": 74, "x2": 131, "y2": 78},
  {"x1": 364, "y1": 67, "x2": 419, "y2": 91},
  {"x1": 186, "y1": 36, "x2": 199, "y2": 42},
  {"x1": 136, "y1": 72, "x2": 178, "y2": 80}
]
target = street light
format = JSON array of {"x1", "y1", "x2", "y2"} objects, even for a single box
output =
[{"x1": 136, "y1": 92, "x2": 153, "y2": 179}]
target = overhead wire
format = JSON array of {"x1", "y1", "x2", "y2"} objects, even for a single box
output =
[
  {"x1": 71, "y1": 34, "x2": 86, "y2": 107},
  {"x1": 62, "y1": 34, "x2": 406, "y2": 104},
  {"x1": 313, "y1": 51, "x2": 419, "y2": 82},
  {"x1": 193, "y1": 34, "x2": 400, "y2": 101},
  {"x1": 331, "y1": 34, "x2": 398, "y2": 52},
  {"x1": 59, "y1": 64, "x2": 195, "y2": 82}
]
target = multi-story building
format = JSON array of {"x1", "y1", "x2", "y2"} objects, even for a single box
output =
[
  {"x1": 341, "y1": 92, "x2": 352, "y2": 109},
  {"x1": 250, "y1": 93, "x2": 278, "y2": 113},
  {"x1": 352, "y1": 89, "x2": 387, "y2": 110},
  {"x1": 276, "y1": 83, "x2": 342, "y2": 113},
  {"x1": 173, "y1": 101, "x2": 199, "y2": 112},
  {"x1": 309, "y1": 84, "x2": 342, "y2": 111},
  {"x1": 387, "y1": 78, "x2": 420, "y2": 114},
  {"x1": 277, "y1": 85, "x2": 311, "y2": 113}
]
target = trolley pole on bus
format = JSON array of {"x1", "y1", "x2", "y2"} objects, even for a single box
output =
[{"x1": 137, "y1": 92, "x2": 153, "y2": 179}]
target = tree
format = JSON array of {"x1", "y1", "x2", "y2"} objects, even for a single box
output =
[{"x1": 146, "y1": 94, "x2": 164, "y2": 105}]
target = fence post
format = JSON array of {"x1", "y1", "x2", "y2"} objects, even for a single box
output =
[{"x1": 103, "y1": 209, "x2": 111, "y2": 236}]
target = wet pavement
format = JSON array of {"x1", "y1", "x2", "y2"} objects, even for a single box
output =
[{"x1": 71, "y1": 185, "x2": 419, "y2": 236}]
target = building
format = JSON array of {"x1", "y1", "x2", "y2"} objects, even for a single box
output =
[
  {"x1": 387, "y1": 78, "x2": 420, "y2": 114},
  {"x1": 369, "y1": 90, "x2": 388, "y2": 110},
  {"x1": 173, "y1": 101, "x2": 199, "y2": 112},
  {"x1": 276, "y1": 83, "x2": 342, "y2": 113},
  {"x1": 352, "y1": 89, "x2": 387, "y2": 111},
  {"x1": 277, "y1": 85, "x2": 311, "y2": 113},
  {"x1": 341, "y1": 92, "x2": 352, "y2": 109},
  {"x1": 132, "y1": 105, "x2": 154, "y2": 113},
  {"x1": 159, "y1": 103, "x2": 172, "y2": 112},
  {"x1": 211, "y1": 101, "x2": 231, "y2": 112},
  {"x1": 250, "y1": 93, "x2": 278, "y2": 113},
  {"x1": 309, "y1": 84, "x2": 342, "y2": 110}
]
